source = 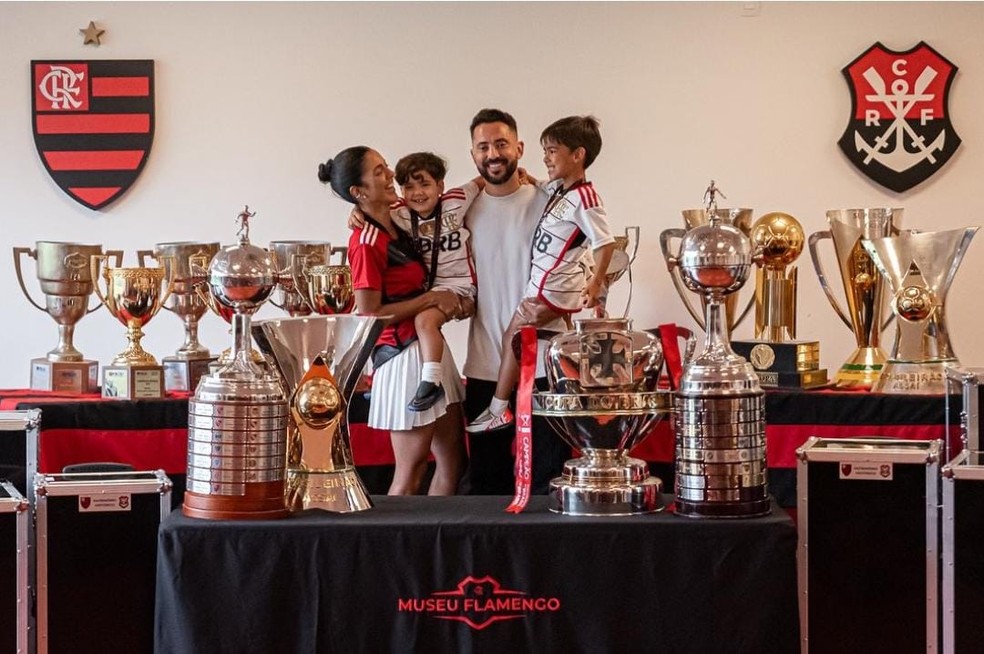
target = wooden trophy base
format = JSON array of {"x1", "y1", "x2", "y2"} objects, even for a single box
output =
[
  {"x1": 731, "y1": 340, "x2": 829, "y2": 389},
  {"x1": 101, "y1": 364, "x2": 166, "y2": 399},
  {"x1": 163, "y1": 356, "x2": 216, "y2": 393},
  {"x1": 30, "y1": 358, "x2": 99, "y2": 393},
  {"x1": 182, "y1": 481, "x2": 288, "y2": 520}
]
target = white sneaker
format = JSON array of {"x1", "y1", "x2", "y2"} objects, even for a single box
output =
[{"x1": 465, "y1": 407, "x2": 515, "y2": 433}]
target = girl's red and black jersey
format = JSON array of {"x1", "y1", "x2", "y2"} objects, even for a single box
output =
[{"x1": 348, "y1": 216, "x2": 426, "y2": 358}]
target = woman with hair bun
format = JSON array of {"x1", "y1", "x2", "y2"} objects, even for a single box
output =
[{"x1": 319, "y1": 146, "x2": 466, "y2": 495}]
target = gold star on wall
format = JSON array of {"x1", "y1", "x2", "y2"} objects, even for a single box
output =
[{"x1": 80, "y1": 21, "x2": 105, "y2": 46}]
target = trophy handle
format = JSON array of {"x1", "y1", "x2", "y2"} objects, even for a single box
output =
[
  {"x1": 135, "y1": 248, "x2": 153, "y2": 268},
  {"x1": 624, "y1": 226, "x2": 640, "y2": 266},
  {"x1": 331, "y1": 246, "x2": 349, "y2": 265},
  {"x1": 189, "y1": 254, "x2": 219, "y2": 316},
  {"x1": 87, "y1": 249, "x2": 125, "y2": 314},
  {"x1": 154, "y1": 255, "x2": 176, "y2": 319},
  {"x1": 89, "y1": 254, "x2": 109, "y2": 310},
  {"x1": 807, "y1": 231, "x2": 853, "y2": 329},
  {"x1": 12, "y1": 246, "x2": 46, "y2": 312},
  {"x1": 290, "y1": 253, "x2": 314, "y2": 312},
  {"x1": 658, "y1": 228, "x2": 705, "y2": 329}
]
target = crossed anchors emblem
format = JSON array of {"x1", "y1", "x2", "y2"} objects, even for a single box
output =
[{"x1": 854, "y1": 63, "x2": 945, "y2": 173}]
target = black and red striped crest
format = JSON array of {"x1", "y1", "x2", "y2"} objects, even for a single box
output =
[{"x1": 31, "y1": 60, "x2": 155, "y2": 210}]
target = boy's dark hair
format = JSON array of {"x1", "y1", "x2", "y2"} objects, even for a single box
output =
[
  {"x1": 394, "y1": 152, "x2": 447, "y2": 186},
  {"x1": 540, "y1": 115, "x2": 603, "y2": 169},
  {"x1": 470, "y1": 108, "x2": 518, "y2": 137}
]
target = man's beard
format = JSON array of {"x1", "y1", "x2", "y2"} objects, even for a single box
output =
[{"x1": 477, "y1": 157, "x2": 518, "y2": 185}]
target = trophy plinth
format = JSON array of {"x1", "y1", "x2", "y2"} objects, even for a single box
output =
[
  {"x1": 182, "y1": 206, "x2": 293, "y2": 521},
  {"x1": 14, "y1": 241, "x2": 122, "y2": 393},
  {"x1": 252, "y1": 314, "x2": 384, "y2": 513},
  {"x1": 810, "y1": 208, "x2": 901, "y2": 389},
  {"x1": 863, "y1": 227, "x2": 978, "y2": 395},
  {"x1": 30, "y1": 358, "x2": 99, "y2": 393},
  {"x1": 162, "y1": 356, "x2": 215, "y2": 393},
  {"x1": 669, "y1": 183, "x2": 771, "y2": 519},
  {"x1": 530, "y1": 318, "x2": 670, "y2": 516},
  {"x1": 101, "y1": 364, "x2": 165, "y2": 400},
  {"x1": 733, "y1": 212, "x2": 828, "y2": 389}
]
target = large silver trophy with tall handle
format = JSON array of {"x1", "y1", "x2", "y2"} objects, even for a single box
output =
[
  {"x1": 660, "y1": 202, "x2": 755, "y2": 334},
  {"x1": 862, "y1": 227, "x2": 978, "y2": 394},
  {"x1": 664, "y1": 182, "x2": 770, "y2": 518},
  {"x1": 809, "y1": 208, "x2": 901, "y2": 389},
  {"x1": 13, "y1": 241, "x2": 122, "y2": 393},
  {"x1": 137, "y1": 242, "x2": 220, "y2": 391},
  {"x1": 182, "y1": 207, "x2": 292, "y2": 521},
  {"x1": 252, "y1": 315, "x2": 384, "y2": 513}
]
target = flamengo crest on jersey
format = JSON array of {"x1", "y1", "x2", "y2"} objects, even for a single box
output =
[
  {"x1": 32, "y1": 60, "x2": 155, "y2": 210},
  {"x1": 837, "y1": 42, "x2": 960, "y2": 193}
]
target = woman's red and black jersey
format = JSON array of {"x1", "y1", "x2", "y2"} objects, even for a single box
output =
[{"x1": 348, "y1": 216, "x2": 426, "y2": 360}]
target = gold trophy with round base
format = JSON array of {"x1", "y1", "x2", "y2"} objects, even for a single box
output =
[
  {"x1": 809, "y1": 208, "x2": 901, "y2": 389},
  {"x1": 531, "y1": 318, "x2": 671, "y2": 516},
  {"x1": 292, "y1": 246, "x2": 355, "y2": 315},
  {"x1": 14, "y1": 242, "x2": 122, "y2": 393},
  {"x1": 252, "y1": 315, "x2": 385, "y2": 513},
  {"x1": 137, "y1": 242, "x2": 220, "y2": 392},
  {"x1": 91, "y1": 256, "x2": 175, "y2": 400},
  {"x1": 731, "y1": 213, "x2": 828, "y2": 389}
]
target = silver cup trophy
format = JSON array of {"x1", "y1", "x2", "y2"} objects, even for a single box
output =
[
  {"x1": 664, "y1": 183, "x2": 770, "y2": 518},
  {"x1": 182, "y1": 207, "x2": 292, "y2": 520},
  {"x1": 137, "y1": 242, "x2": 221, "y2": 392},
  {"x1": 13, "y1": 242, "x2": 122, "y2": 393},
  {"x1": 862, "y1": 227, "x2": 978, "y2": 394},
  {"x1": 252, "y1": 315, "x2": 384, "y2": 513},
  {"x1": 268, "y1": 241, "x2": 333, "y2": 316},
  {"x1": 531, "y1": 318, "x2": 672, "y2": 516},
  {"x1": 809, "y1": 208, "x2": 901, "y2": 389},
  {"x1": 661, "y1": 204, "x2": 755, "y2": 334}
]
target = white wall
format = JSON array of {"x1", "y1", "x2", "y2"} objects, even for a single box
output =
[{"x1": 1, "y1": 1, "x2": 983, "y2": 389}]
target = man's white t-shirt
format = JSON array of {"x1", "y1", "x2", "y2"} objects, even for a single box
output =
[{"x1": 464, "y1": 183, "x2": 564, "y2": 381}]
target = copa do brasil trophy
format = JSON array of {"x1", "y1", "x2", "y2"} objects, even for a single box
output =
[
  {"x1": 664, "y1": 183, "x2": 770, "y2": 518},
  {"x1": 14, "y1": 241, "x2": 123, "y2": 393},
  {"x1": 182, "y1": 207, "x2": 291, "y2": 520},
  {"x1": 731, "y1": 212, "x2": 828, "y2": 389}
]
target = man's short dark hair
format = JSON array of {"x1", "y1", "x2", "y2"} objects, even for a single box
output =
[
  {"x1": 394, "y1": 152, "x2": 447, "y2": 186},
  {"x1": 470, "y1": 108, "x2": 518, "y2": 137},
  {"x1": 540, "y1": 115, "x2": 603, "y2": 169}
]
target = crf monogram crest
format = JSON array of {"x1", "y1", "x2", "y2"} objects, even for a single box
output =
[
  {"x1": 32, "y1": 60, "x2": 155, "y2": 210},
  {"x1": 838, "y1": 42, "x2": 959, "y2": 193}
]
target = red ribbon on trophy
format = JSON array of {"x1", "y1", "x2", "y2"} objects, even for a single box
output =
[
  {"x1": 506, "y1": 326, "x2": 537, "y2": 513},
  {"x1": 658, "y1": 323, "x2": 683, "y2": 390}
]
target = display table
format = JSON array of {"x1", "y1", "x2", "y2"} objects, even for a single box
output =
[
  {"x1": 1, "y1": 388, "x2": 960, "y2": 506},
  {"x1": 155, "y1": 495, "x2": 798, "y2": 654}
]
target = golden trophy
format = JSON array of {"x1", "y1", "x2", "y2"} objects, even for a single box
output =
[
  {"x1": 268, "y1": 241, "x2": 333, "y2": 316},
  {"x1": 14, "y1": 242, "x2": 122, "y2": 393},
  {"x1": 91, "y1": 255, "x2": 174, "y2": 399},
  {"x1": 137, "y1": 242, "x2": 220, "y2": 392},
  {"x1": 293, "y1": 246, "x2": 354, "y2": 315},
  {"x1": 660, "y1": 189, "x2": 755, "y2": 334},
  {"x1": 809, "y1": 208, "x2": 901, "y2": 389},
  {"x1": 732, "y1": 212, "x2": 828, "y2": 389}
]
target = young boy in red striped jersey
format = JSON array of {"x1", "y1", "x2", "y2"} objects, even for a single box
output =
[
  {"x1": 467, "y1": 115, "x2": 616, "y2": 433},
  {"x1": 391, "y1": 153, "x2": 481, "y2": 411}
]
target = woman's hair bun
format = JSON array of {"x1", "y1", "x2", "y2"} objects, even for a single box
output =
[{"x1": 317, "y1": 159, "x2": 333, "y2": 183}]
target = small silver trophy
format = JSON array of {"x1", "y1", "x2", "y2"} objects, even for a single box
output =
[{"x1": 665, "y1": 182, "x2": 770, "y2": 518}]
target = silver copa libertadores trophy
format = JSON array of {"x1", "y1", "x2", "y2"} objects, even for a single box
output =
[
  {"x1": 660, "y1": 201, "x2": 755, "y2": 334},
  {"x1": 182, "y1": 207, "x2": 291, "y2": 520},
  {"x1": 531, "y1": 318, "x2": 671, "y2": 516},
  {"x1": 14, "y1": 242, "x2": 122, "y2": 393},
  {"x1": 665, "y1": 182, "x2": 770, "y2": 518},
  {"x1": 809, "y1": 208, "x2": 901, "y2": 389},
  {"x1": 863, "y1": 227, "x2": 978, "y2": 394},
  {"x1": 137, "y1": 241, "x2": 221, "y2": 392},
  {"x1": 252, "y1": 315, "x2": 384, "y2": 512}
]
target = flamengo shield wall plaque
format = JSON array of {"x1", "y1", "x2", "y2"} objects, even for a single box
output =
[
  {"x1": 837, "y1": 42, "x2": 959, "y2": 193},
  {"x1": 31, "y1": 60, "x2": 155, "y2": 210}
]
